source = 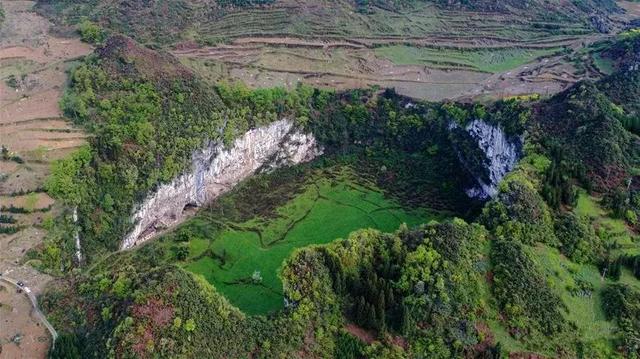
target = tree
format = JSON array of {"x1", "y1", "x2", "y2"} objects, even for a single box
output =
[
  {"x1": 78, "y1": 20, "x2": 105, "y2": 44},
  {"x1": 49, "y1": 333, "x2": 80, "y2": 359},
  {"x1": 174, "y1": 245, "x2": 189, "y2": 261},
  {"x1": 184, "y1": 318, "x2": 196, "y2": 332},
  {"x1": 45, "y1": 147, "x2": 92, "y2": 205}
]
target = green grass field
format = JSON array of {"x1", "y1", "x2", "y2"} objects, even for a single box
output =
[
  {"x1": 593, "y1": 52, "x2": 616, "y2": 75},
  {"x1": 574, "y1": 191, "x2": 638, "y2": 255},
  {"x1": 175, "y1": 167, "x2": 448, "y2": 315},
  {"x1": 532, "y1": 245, "x2": 616, "y2": 342},
  {"x1": 374, "y1": 45, "x2": 562, "y2": 73}
]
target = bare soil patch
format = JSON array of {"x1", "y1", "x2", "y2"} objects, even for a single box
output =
[
  {"x1": 0, "y1": 1, "x2": 91, "y2": 357},
  {"x1": 0, "y1": 282, "x2": 50, "y2": 359},
  {"x1": 344, "y1": 323, "x2": 376, "y2": 344}
]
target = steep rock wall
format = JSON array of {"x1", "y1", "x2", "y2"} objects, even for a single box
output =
[
  {"x1": 121, "y1": 119, "x2": 321, "y2": 250},
  {"x1": 73, "y1": 207, "x2": 82, "y2": 263},
  {"x1": 450, "y1": 119, "x2": 522, "y2": 199}
]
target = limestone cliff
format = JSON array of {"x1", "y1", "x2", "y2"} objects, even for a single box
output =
[
  {"x1": 450, "y1": 120, "x2": 522, "y2": 199},
  {"x1": 121, "y1": 120, "x2": 321, "y2": 250}
]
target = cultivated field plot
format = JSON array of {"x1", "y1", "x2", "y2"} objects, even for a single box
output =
[
  {"x1": 0, "y1": 1, "x2": 90, "y2": 357},
  {"x1": 40, "y1": 0, "x2": 640, "y2": 100},
  {"x1": 159, "y1": 166, "x2": 448, "y2": 315},
  {"x1": 169, "y1": 0, "x2": 638, "y2": 100},
  {"x1": 0, "y1": 282, "x2": 50, "y2": 358}
]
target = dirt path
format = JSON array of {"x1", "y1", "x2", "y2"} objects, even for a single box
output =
[{"x1": 0, "y1": 1, "x2": 91, "y2": 358}]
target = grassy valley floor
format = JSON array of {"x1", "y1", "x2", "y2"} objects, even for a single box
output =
[{"x1": 158, "y1": 166, "x2": 449, "y2": 315}]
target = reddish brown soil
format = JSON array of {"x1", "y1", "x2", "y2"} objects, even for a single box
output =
[{"x1": 344, "y1": 323, "x2": 376, "y2": 344}]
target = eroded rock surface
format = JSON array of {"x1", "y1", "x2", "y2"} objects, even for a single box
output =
[
  {"x1": 451, "y1": 120, "x2": 522, "y2": 199},
  {"x1": 121, "y1": 119, "x2": 321, "y2": 249}
]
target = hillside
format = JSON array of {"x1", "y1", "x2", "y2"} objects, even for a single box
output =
[
  {"x1": 1, "y1": 1, "x2": 640, "y2": 358},
  {"x1": 36, "y1": 32, "x2": 640, "y2": 358},
  {"x1": 34, "y1": 0, "x2": 640, "y2": 101},
  {"x1": 36, "y1": 0, "x2": 623, "y2": 43}
]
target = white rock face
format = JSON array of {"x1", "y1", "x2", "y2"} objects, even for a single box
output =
[
  {"x1": 452, "y1": 120, "x2": 521, "y2": 199},
  {"x1": 73, "y1": 207, "x2": 82, "y2": 263},
  {"x1": 121, "y1": 119, "x2": 322, "y2": 250}
]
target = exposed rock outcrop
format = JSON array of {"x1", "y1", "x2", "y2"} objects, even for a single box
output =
[
  {"x1": 450, "y1": 120, "x2": 522, "y2": 199},
  {"x1": 590, "y1": 14, "x2": 612, "y2": 34},
  {"x1": 73, "y1": 207, "x2": 82, "y2": 263},
  {"x1": 121, "y1": 119, "x2": 321, "y2": 250}
]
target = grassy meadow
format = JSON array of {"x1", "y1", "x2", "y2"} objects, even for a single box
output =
[
  {"x1": 375, "y1": 45, "x2": 562, "y2": 73},
  {"x1": 164, "y1": 166, "x2": 448, "y2": 315}
]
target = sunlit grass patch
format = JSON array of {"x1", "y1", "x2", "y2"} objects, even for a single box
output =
[{"x1": 177, "y1": 166, "x2": 448, "y2": 315}]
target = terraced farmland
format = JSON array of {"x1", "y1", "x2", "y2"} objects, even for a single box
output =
[
  {"x1": 170, "y1": 1, "x2": 629, "y2": 100},
  {"x1": 39, "y1": 0, "x2": 640, "y2": 100},
  {"x1": 0, "y1": 1, "x2": 91, "y2": 357}
]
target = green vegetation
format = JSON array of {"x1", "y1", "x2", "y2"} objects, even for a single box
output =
[
  {"x1": 375, "y1": 45, "x2": 562, "y2": 73},
  {"x1": 77, "y1": 20, "x2": 105, "y2": 44},
  {"x1": 594, "y1": 52, "x2": 616, "y2": 75},
  {"x1": 44, "y1": 36, "x2": 324, "y2": 264},
  {"x1": 602, "y1": 284, "x2": 640, "y2": 357},
  {"x1": 481, "y1": 173, "x2": 558, "y2": 247},
  {"x1": 44, "y1": 35, "x2": 511, "y2": 268},
  {"x1": 491, "y1": 240, "x2": 568, "y2": 340},
  {"x1": 530, "y1": 245, "x2": 616, "y2": 350},
  {"x1": 39, "y1": 33, "x2": 640, "y2": 358},
  {"x1": 176, "y1": 166, "x2": 446, "y2": 314},
  {"x1": 43, "y1": 219, "x2": 495, "y2": 358},
  {"x1": 48, "y1": 333, "x2": 81, "y2": 359}
]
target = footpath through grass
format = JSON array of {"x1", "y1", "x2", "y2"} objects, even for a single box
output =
[{"x1": 174, "y1": 167, "x2": 448, "y2": 315}]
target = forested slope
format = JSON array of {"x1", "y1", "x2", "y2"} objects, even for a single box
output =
[{"x1": 41, "y1": 32, "x2": 640, "y2": 358}]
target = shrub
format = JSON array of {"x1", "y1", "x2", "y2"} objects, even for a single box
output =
[
  {"x1": 77, "y1": 20, "x2": 105, "y2": 44},
  {"x1": 553, "y1": 212, "x2": 603, "y2": 263},
  {"x1": 491, "y1": 240, "x2": 568, "y2": 337}
]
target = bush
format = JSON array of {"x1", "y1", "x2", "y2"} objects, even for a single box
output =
[
  {"x1": 553, "y1": 212, "x2": 603, "y2": 263},
  {"x1": 78, "y1": 20, "x2": 105, "y2": 44},
  {"x1": 491, "y1": 240, "x2": 568, "y2": 337}
]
